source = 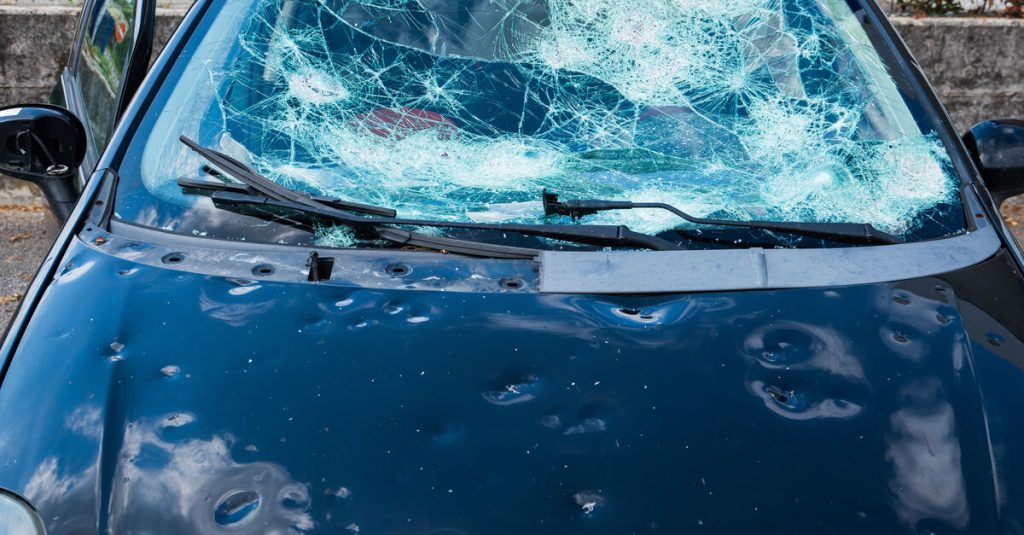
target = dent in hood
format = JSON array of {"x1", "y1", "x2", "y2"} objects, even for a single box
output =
[{"x1": 2, "y1": 242, "x2": 1024, "y2": 533}]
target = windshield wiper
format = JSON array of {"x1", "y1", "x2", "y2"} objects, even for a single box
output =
[
  {"x1": 179, "y1": 177, "x2": 399, "y2": 216},
  {"x1": 179, "y1": 137, "x2": 683, "y2": 256},
  {"x1": 180, "y1": 136, "x2": 397, "y2": 217},
  {"x1": 188, "y1": 186, "x2": 681, "y2": 253},
  {"x1": 182, "y1": 185, "x2": 541, "y2": 259},
  {"x1": 542, "y1": 190, "x2": 902, "y2": 245}
]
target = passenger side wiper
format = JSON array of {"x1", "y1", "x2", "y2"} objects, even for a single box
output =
[
  {"x1": 542, "y1": 190, "x2": 902, "y2": 245},
  {"x1": 179, "y1": 136, "x2": 683, "y2": 256}
]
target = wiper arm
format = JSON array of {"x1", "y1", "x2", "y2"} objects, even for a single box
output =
[
  {"x1": 186, "y1": 187, "x2": 541, "y2": 259},
  {"x1": 180, "y1": 136, "x2": 397, "y2": 217},
  {"x1": 542, "y1": 190, "x2": 901, "y2": 245},
  {"x1": 180, "y1": 137, "x2": 683, "y2": 255},
  {"x1": 179, "y1": 178, "x2": 398, "y2": 216},
  {"x1": 196, "y1": 188, "x2": 683, "y2": 251}
]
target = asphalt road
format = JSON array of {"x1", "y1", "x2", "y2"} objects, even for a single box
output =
[
  {"x1": 1, "y1": 204, "x2": 57, "y2": 332},
  {"x1": 2, "y1": 199, "x2": 1024, "y2": 332}
]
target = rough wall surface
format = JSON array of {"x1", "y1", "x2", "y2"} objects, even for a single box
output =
[
  {"x1": 0, "y1": 7, "x2": 82, "y2": 107},
  {"x1": 0, "y1": 6, "x2": 185, "y2": 108},
  {"x1": 0, "y1": 5, "x2": 1022, "y2": 199},
  {"x1": 895, "y1": 18, "x2": 1024, "y2": 130}
]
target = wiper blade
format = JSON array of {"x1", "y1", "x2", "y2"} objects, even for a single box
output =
[
  {"x1": 180, "y1": 136, "x2": 397, "y2": 217},
  {"x1": 195, "y1": 189, "x2": 541, "y2": 259},
  {"x1": 180, "y1": 137, "x2": 683, "y2": 255},
  {"x1": 542, "y1": 190, "x2": 901, "y2": 245},
  {"x1": 179, "y1": 178, "x2": 396, "y2": 216},
  {"x1": 199, "y1": 188, "x2": 683, "y2": 251}
]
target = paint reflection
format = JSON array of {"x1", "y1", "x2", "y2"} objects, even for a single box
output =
[
  {"x1": 885, "y1": 379, "x2": 969, "y2": 530},
  {"x1": 198, "y1": 288, "x2": 274, "y2": 327},
  {"x1": 24, "y1": 408, "x2": 314, "y2": 533}
]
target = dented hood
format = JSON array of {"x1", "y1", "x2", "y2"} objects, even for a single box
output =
[{"x1": 2, "y1": 238, "x2": 1024, "y2": 534}]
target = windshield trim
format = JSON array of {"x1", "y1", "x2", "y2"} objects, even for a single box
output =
[
  {"x1": 539, "y1": 188, "x2": 997, "y2": 294},
  {"x1": 80, "y1": 187, "x2": 998, "y2": 294}
]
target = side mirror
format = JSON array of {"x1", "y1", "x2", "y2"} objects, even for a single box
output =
[
  {"x1": 963, "y1": 119, "x2": 1024, "y2": 206},
  {"x1": 0, "y1": 105, "x2": 86, "y2": 221}
]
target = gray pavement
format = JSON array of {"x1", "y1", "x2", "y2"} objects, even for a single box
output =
[{"x1": 1, "y1": 203, "x2": 57, "y2": 331}]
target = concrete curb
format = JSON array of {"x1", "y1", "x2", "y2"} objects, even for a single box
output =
[
  {"x1": 0, "y1": 5, "x2": 82, "y2": 14},
  {"x1": 0, "y1": 5, "x2": 188, "y2": 14},
  {"x1": 891, "y1": 15, "x2": 1024, "y2": 26}
]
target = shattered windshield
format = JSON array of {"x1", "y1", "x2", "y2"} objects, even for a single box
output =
[{"x1": 114, "y1": 0, "x2": 965, "y2": 249}]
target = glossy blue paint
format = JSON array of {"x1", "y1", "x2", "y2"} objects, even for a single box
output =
[
  {"x1": 2, "y1": 238, "x2": 1024, "y2": 533},
  {"x1": 2, "y1": 1, "x2": 1024, "y2": 532}
]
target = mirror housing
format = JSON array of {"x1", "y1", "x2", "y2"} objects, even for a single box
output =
[
  {"x1": 0, "y1": 104, "x2": 87, "y2": 221},
  {"x1": 963, "y1": 119, "x2": 1024, "y2": 206}
]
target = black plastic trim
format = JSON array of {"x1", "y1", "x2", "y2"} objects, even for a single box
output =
[{"x1": 112, "y1": 0, "x2": 156, "y2": 124}]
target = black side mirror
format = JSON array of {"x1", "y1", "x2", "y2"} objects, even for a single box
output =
[
  {"x1": 0, "y1": 105, "x2": 86, "y2": 221},
  {"x1": 963, "y1": 119, "x2": 1024, "y2": 206}
]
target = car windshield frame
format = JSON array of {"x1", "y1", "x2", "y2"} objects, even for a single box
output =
[{"x1": 107, "y1": 0, "x2": 970, "y2": 253}]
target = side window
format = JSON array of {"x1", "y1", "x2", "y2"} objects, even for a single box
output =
[{"x1": 77, "y1": 0, "x2": 138, "y2": 150}]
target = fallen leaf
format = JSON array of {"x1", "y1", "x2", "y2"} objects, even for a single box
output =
[
  {"x1": 0, "y1": 205, "x2": 46, "y2": 213},
  {"x1": 8, "y1": 233, "x2": 31, "y2": 243}
]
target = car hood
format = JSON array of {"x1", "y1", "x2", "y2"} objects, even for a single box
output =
[{"x1": 2, "y1": 238, "x2": 1024, "y2": 534}]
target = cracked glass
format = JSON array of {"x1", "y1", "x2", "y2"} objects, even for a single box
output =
[{"x1": 113, "y1": 0, "x2": 966, "y2": 249}]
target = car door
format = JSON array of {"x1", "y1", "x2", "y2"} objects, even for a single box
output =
[{"x1": 56, "y1": 0, "x2": 154, "y2": 187}]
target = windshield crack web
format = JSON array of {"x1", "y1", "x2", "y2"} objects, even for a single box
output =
[{"x1": 197, "y1": 0, "x2": 958, "y2": 244}]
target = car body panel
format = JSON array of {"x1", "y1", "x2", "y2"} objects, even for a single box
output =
[
  {"x1": 2, "y1": 238, "x2": 1024, "y2": 533},
  {"x1": 3, "y1": 0, "x2": 1024, "y2": 533}
]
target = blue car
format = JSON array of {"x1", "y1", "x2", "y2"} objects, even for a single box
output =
[{"x1": 3, "y1": 0, "x2": 1024, "y2": 532}]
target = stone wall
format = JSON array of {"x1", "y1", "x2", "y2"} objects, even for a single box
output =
[
  {"x1": 894, "y1": 17, "x2": 1024, "y2": 130},
  {"x1": 0, "y1": 4, "x2": 187, "y2": 106},
  {"x1": 1, "y1": 4, "x2": 1023, "y2": 200}
]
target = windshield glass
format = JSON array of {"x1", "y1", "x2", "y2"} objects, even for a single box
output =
[{"x1": 114, "y1": 0, "x2": 965, "y2": 249}]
